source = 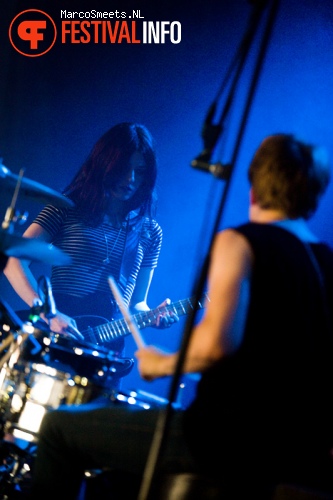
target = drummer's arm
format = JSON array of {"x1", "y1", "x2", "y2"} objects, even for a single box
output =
[{"x1": 3, "y1": 223, "x2": 50, "y2": 307}]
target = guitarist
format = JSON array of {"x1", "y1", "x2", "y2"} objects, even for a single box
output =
[{"x1": 4, "y1": 123, "x2": 178, "y2": 361}]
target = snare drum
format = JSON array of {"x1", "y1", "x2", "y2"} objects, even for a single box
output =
[
  {"x1": 44, "y1": 334, "x2": 134, "y2": 388},
  {"x1": 0, "y1": 327, "x2": 134, "y2": 443},
  {"x1": 0, "y1": 360, "x2": 104, "y2": 442}
]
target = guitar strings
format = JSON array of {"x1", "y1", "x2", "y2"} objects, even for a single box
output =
[{"x1": 79, "y1": 295, "x2": 208, "y2": 343}]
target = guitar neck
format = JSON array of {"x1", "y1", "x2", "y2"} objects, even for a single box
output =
[{"x1": 81, "y1": 293, "x2": 208, "y2": 345}]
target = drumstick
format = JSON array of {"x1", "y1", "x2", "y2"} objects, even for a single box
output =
[{"x1": 108, "y1": 276, "x2": 146, "y2": 349}]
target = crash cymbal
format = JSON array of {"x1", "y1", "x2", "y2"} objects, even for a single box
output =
[
  {"x1": 0, "y1": 231, "x2": 72, "y2": 265},
  {"x1": 0, "y1": 163, "x2": 74, "y2": 208}
]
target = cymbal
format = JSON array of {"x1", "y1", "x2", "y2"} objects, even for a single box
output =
[
  {"x1": 0, "y1": 231, "x2": 72, "y2": 265},
  {"x1": 0, "y1": 163, "x2": 74, "y2": 208}
]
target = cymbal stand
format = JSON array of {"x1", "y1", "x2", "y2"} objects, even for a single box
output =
[
  {"x1": 0, "y1": 301, "x2": 37, "y2": 498},
  {"x1": 0, "y1": 299, "x2": 35, "y2": 369},
  {"x1": 1, "y1": 166, "x2": 28, "y2": 233}
]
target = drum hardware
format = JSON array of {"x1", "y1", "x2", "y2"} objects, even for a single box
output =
[
  {"x1": 110, "y1": 389, "x2": 183, "y2": 410},
  {"x1": 0, "y1": 356, "x2": 130, "y2": 496},
  {"x1": 46, "y1": 334, "x2": 134, "y2": 381},
  {"x1": 0, "y1": 332, "x2": 134, "y2": 442},
  {"x1": 0, "y1": 299, "x2": 136, "y2": 495},
  {"x1": 0, "y1": 297, "x2": 31, "y2": 336},
  {"x1": 0, "y1": 162, "x2": 72, "y2": 267},
  {"x1": 0, "y1": 359, "x2": 113, "y2": 444},
  {"x1": 0, "y1": 161, "x2": 74, "y2": 209},
  {"x1": 0, "y1": 296, "x2": 44, "y2": 372},
  {"x1": 0, "y1": 325, "x2": 35, "y2": 371},
  {"x1": 0, "y1": 439, "x2": 36, "y2": 499}
]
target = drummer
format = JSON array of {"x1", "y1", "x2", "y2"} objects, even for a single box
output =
[{"x1": 3, "y1": 123, "x2": 178, "y2": 364}]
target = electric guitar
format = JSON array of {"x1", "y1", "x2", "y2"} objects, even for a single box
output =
[{"x1": 73, "y1": 293, "x2": 209, "y2": 346}]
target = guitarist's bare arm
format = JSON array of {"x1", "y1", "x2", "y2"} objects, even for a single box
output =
[{"x1": 130, "y1": 268, "x2": 179, "y2": 329}]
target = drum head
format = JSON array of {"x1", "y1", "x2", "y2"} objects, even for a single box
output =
[{"x1": 44, "y1": 335, "x2": 134, "y2": 386}]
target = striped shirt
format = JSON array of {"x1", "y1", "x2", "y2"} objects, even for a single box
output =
[{"x1": 33, "y1": 205, "x2": 162, "y2": 317}]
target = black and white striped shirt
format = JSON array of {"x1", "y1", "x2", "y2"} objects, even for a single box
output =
[{"x1": 33, "y1": 205, "x2": 162, "y2": 318}]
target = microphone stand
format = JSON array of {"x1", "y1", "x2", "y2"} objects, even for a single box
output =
[{"x1": 137, "y1": 1, "x2": 280, "y2": 499}]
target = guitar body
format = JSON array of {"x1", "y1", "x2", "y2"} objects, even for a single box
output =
[
  {"x1": 15, "y1": 294, "x2": 208, "y2": 391},
  {"x1": 74, "y1": 314, "x2": 124, "y2": 350}
]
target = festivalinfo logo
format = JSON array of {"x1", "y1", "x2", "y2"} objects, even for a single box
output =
[{"x1": 9, "y1": 8, "x2": 182, "y2": 57}]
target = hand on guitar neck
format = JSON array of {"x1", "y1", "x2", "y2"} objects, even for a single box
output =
[
  {"x1": 73, "y1": 293, "x2": 209, "y2": 346},
  {"x1": 133, "y1": 297, "x2": 178, "y2": 330}
]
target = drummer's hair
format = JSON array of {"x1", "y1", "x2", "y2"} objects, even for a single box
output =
[
  {"x1": 248, "y1": 133, "x2": 330, "y2": 219},
  {"x1": 63, "y1": 122, "x2": 158, "y2": 225}
]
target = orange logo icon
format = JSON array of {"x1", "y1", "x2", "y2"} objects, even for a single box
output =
[{"x1": 9, "y1": 9, "x2": 57, "y2": 57}]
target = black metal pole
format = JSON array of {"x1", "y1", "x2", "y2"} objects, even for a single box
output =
[{"x1": 137, "y1": 1, "x2": 280, "y2": 498}]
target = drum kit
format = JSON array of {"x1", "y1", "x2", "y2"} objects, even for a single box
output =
[{"x1": 0, "y1": 163, "x2": 144, "y2": 498}]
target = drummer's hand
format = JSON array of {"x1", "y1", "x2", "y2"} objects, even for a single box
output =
[
  {"x1": 136, "y1": 345, "x2": 175, "y2": 381},
  {"x1": 41, "y1": 311, "x2": 84, "y2": 341},
  {"x1": 154, "y1": 298, "x2": 179, "y2": 329}
]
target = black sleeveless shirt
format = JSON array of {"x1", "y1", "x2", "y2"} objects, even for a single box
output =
[{"x1": 183, "y1": 223, "x2": 333, "y2": 493}]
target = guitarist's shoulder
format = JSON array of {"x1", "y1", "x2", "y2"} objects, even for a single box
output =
[{"x1": 134, "y1": 217, "x2": 162, "y2": 240}]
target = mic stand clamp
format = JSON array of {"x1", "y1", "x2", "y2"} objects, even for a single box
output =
[
  {"x1": 1, "y1": 164, "x2": 28, "y2": 233},
  {"x1": 191, "y1": 155, "x2": 231, "y2": 180}
]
